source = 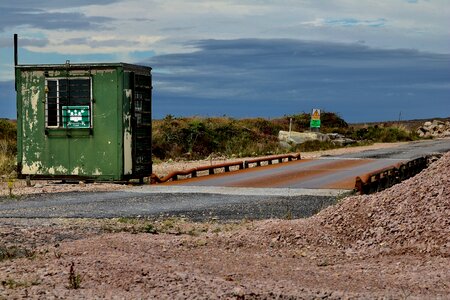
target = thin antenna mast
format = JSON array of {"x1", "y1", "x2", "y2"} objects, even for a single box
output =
[
  {"x1": 14, "y1": 34, "x2": 18, "y2": 91},
  {"x1": 14, "y1": 34, "x2": 18, "y2": 66}
]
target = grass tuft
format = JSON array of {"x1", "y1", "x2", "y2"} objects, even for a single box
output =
[
  {"x1": 68, "y1": 262, "x2": 82, "y2": 289},
  {"x1": 0, "y1": 245, "x2": 36, "y2": 262}
]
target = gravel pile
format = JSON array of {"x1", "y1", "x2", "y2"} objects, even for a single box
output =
[
  {"x1": 316, "y1": 151, "x2": 450, "y2": 256},
  {"x1": 204, "y1": 151, "x2": 450, "y2": 259},
  {"x1": 416, "y1": 120, "x2": 450, "y2": 138}
]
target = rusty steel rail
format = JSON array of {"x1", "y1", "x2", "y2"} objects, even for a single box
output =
[
  {"x1": 150, "y1": 153, "x2": 301, "y2": 184},
  {"x1": 355, "y1": 156, "x2": 429, "y2": 195},
  {"x1": 243, "y1": 153, "x2": 301, "y2": 168}
]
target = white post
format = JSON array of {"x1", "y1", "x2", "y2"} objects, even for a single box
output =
[{"x1": 289, "y1": 118, "x2": 292, "y2": 138}]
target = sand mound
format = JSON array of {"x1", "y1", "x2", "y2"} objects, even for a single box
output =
[{"x1": 316, "y1": 151, "x2": 450, "y2": 256}]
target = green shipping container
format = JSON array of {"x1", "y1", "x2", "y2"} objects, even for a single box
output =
[{"x1": 16, "y1": 62, "x2": 152, "y2": 182}]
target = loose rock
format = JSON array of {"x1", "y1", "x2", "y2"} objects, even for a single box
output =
[{"x1": 417, "y1": 120, "x2": 450, "y2": 138}]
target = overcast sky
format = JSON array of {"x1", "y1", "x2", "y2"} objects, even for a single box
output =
[{"x1": 1, "y1": 0, "x2": 449, "y2": 122}]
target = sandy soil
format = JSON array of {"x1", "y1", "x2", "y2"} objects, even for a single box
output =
[{"x1": 0, "y1": 144, "x2": 448, "y2": 298}]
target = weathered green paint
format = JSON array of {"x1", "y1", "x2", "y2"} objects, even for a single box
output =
[
  {"x1": 16, "y1": 63, "x2": 152, "y2": 181},
  {"x1": 122, "y1": 71, "x2": 133, "y2": 175}
]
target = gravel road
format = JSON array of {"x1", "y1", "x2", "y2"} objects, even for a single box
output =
[
  {"x1": 0, "y1": 138, "x2": 448, "y2": 220},
  {"x1": 0, "y1": 188, "x2": 345, "y2": 220},
  {"x1": 337, "y1": 137, "x2": 450, "y2": 159}
]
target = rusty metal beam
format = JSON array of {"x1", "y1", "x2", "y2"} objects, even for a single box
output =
[
  {"x1": 150, "y1": 153, "x2": 301, "y2": 184},
  {"x1": 354, "y1": 156, "x2": 429, "y2": 194}
]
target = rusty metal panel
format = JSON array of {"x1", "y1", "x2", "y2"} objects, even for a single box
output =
[{"x1": 122, "y1": 70, "x2": 152, "y2": 179}]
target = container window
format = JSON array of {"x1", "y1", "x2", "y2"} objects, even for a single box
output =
[{"x1": 45, "y1": 78, "x2": 92, "y2": 128}]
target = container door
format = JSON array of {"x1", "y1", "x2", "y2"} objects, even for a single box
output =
[
  {"x1": 45, "y1": 71, "x2": 119, "y2": 180},
  {"x1": 131, "y1": 73, "x2": 152, "y2": 175}
]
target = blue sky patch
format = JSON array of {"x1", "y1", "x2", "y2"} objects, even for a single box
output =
[{"x1": 325, "y1": 18, "x2": 387, "y2": 27}]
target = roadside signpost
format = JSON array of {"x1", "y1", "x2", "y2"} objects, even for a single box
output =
[{"x1": 310, "y1": 108, "x2": 321, "y2": 131}]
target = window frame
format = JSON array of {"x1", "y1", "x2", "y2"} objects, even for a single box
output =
[{"x1": 45, "y1": 77, "x2": 93, "y2": 129}]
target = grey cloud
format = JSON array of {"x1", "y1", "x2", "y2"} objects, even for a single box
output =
[
  {"x1": 0, "y1": 7, "x2": 114, "y2": 31},
  {"x1": 2, "y1": 0, "x2": 123, "y2": 9},
  {"x1": 129, "y1": 18, "x2": 154, "y2": 22},
  {"x1": 160, "y1": 26, "x2": 196, "y2": 32},
  {"x1": 0, "y1": 37, "x2": 49, "y2": 48},
  {"x1": 145, "y1": 39, "x2": 450, "y2": 122},
  {"x1": 1, "y1": 39, "x2": 449, "y2": 122},
  {"x1": 63, "y1": 37, "x2": 139, "y2": 48}
]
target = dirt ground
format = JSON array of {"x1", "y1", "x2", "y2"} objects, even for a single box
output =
[{"x1": 1, "y1": 142, "x2": 449, "y2": 299}]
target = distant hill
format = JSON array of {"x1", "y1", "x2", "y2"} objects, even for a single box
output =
[{"x1": 351, "y1": 117, "x2": 450, "y2": 131}]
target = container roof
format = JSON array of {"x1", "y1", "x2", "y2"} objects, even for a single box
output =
[{"x1": 16, "y1": 62, "x2": 151, "y2": 72}]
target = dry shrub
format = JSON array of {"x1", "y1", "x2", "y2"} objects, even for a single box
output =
[
  {"x1": 0, "y1": 120, "x2": 17, "y2": 176},
  {"x1": 0, "y1": 150, "x2": 16, "y2": 176},
  {"x1": 152, "y1": 116, "x2": 284, "y2": 160}
]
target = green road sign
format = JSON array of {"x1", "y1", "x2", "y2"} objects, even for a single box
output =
[
  {"x1": 310, "y1": 108, "x2": 321, "y2": 128},
  {"x1": 310, "y1": 119, "x2": 321, "y2": 128},
  {"x1": 62, "y1": 106, "x2": 90, "y2": 128}
]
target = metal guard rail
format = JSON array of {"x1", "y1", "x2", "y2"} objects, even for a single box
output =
[
  {"x1": 151, "y1": 153, "x2": 301, "y2": 184},
  {"x1": 354, "y1": 156, "x2": 429, "y2": 195}
]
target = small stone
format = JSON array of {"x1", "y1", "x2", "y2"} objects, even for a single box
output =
[
  {"x1": 232, "y1": 286, "x2": 245, "y2": 297},
  {"x1": 271, "y1": 235, "x2": 281, "y2": 243}
]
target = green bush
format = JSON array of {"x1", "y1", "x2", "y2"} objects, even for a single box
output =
[
  {"x1": 0, "y1": 152, "x2": 15, "y2": 176},
  {"x1": 152, "y1": 116, "x2": 283, "y2": 160},
  {"x1": 284, "y1": 111, "x2": 348, "y2": 132},
  {"x1": 350, "y1": 125, "x2": 416, "y2": 143},
  {"x1": 0, "y1": 119, "x2": 16, "y2": 140},
  {"x1": 0, "y1": 120, "x2": 16, "y2": 176},
  {"x1": 292, "y1": 140, "x2": 339, "y2": 152},
  {"x1": 152, "y1": 112, "x2": 356, "y2": 161},
  {"x1": 0, "y1": 119, "x2": 16, "y2": 156}
]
